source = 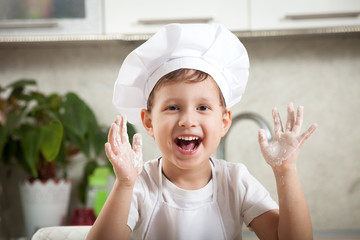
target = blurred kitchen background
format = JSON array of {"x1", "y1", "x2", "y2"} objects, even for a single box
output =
[{"x1": 0, "y1": 0, "x2": 359, "y2": 239}]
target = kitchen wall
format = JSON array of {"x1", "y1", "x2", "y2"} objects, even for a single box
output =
[{"x1": 0, "y1": 33, "x2": 359, "y2": 235}]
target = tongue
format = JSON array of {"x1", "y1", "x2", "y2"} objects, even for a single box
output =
[{"x1": 179, "y1": 140, "x2": 196, "y2": 151}]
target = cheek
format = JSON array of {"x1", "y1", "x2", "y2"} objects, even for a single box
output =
[
  {"x1": 204, "y1": 118, "x2": 224, "y2": 138},
  {"x1": 153, "y1": 119, "x2": 173, "y2": 142}
]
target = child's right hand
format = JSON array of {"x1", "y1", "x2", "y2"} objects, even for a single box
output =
[{"x1": 105, "y1": 115, "x2": 143, "y2": 187}]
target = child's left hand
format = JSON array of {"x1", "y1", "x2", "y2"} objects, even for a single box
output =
[{"x1": 258, "y1": 103, "x2": 317, "y2": 170}]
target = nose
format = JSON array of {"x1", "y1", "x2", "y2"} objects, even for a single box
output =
[{"x1": 178, "y1": 110, "x2": 197, "y2": 128}]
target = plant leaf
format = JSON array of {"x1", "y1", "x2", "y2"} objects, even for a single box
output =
[
  {"x1": 0, "y1": 110, "x2": 22, "y2": 164},
  {"x1": 60, "y1": 93, "x2": 89, "y2": 140},
  {"x1": 0, "y1": 124, "x2": 7, "y2": 159},
  {"x1": 60, "y1": 92, "x2": 100, "y2": 157},
  {"x1": 65, "y1": 130, "x2": 90, "y2": 157},
  {"x1": 7, "y1": 79, "x2": 37, "y2": 101},
  {"x1": 127, "y1": 122, "x2": 136, "y2": 147},
  {"x1": 93, "y1": 127, "x2": 108, "y2": 157},
  {"x1": 56, "y1": 137, "x2": 67, "y2": 163},
  {"x1": 78, "y1": 160, "x2": 98, "y2": 204},
  {"x1": 2, "y1": 138, "x2": 16, "y2": 165},
  {"x1": 19, "y1": 125, "x2": 42, "y2": 178},
  {"x1": 5, "y1": 110, "x2": 23, "y2": 133},
  {"x1": 5, "y1": 79, "x2": 37, "y2": 90},
  {"x1": 40, "y1": 120, "x2": 63, "y2": 162}
]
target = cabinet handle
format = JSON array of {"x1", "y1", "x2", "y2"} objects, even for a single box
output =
[
  {"x1": 285, "y1": 11, "x2": 360, "y2": 20},
  {"x1": 138, "y1": 17, "x2": 213, "y2": 25},
  {"x1": 0, "y1": 21, "x2": 58, "y2": 29}
]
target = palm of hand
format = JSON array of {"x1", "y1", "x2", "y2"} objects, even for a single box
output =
[
  {"x1": 259, "y1": 103, "x2": 317, "y2": 168},
  {"x1": 112, "y1": 139, "x2": 138, "y2": 181},
  {"x1": 262, "y1": 131, "x2": 300, "y2": 167},
  {"x1": 105, "y1": 115, "x2": 143, "y2": 184}
]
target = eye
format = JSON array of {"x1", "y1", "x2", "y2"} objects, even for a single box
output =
[
  {"x1": 197, "y1": 105, "x2": 210, "y2": 111},
  {"x1": 166, "y1": 105, "x2": 179, "y2": 111}
]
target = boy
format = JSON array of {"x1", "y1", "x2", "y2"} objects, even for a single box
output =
[{"x1": 87, "y1": 23, "x2": 317, "y2": 240}]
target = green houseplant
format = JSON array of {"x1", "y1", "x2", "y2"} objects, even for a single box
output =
[
  {"x1": 0, "y1": 79, "x2": 109, "y2": 180},
  {"x1": 0, "y1": 79, "x2": 136, "y2": 236}
]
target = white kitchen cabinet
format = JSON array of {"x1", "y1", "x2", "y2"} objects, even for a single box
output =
[
  {"x1": 104, "y1": 0, "x2": 249, "y2": 35},
  {"x1": 250, "y1": 0, "x2": 360, "y2": 31}
]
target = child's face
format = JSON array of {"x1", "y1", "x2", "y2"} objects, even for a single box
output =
[{"x1": 141, "y1": 75, "x2": 232, "y2": 171}]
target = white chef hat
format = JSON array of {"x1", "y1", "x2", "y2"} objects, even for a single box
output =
[{"x1": 113, "y1": 23, "x2": 249, "y2": 125}]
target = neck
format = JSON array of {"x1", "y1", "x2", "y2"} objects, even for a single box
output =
[{"x1": 161, "y1": 158, "x2": 212, "y2": 190}]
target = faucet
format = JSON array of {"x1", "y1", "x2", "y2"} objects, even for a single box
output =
[{"x1": 217, "y1": 112, "x2": 273, "y2": 160}]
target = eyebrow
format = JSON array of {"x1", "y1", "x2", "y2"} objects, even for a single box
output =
[{"x1": 159, "y1": 96, "x2": 218, "y2": 105}]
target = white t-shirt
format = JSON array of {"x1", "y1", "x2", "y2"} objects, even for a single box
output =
[{"x1": 128, "y1": 158, "x2": 278, "y2": 240}]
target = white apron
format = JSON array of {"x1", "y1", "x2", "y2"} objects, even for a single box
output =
[{"x1": 143, "y1": 158, "x2": 227, "y2": 240}]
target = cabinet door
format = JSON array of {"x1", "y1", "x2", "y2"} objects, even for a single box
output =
[
  {"x1": 104, "y1": 0, "x2": 248, "y2": 34},
  {"x1": 251, "y1": 0, "x2": 360, "y2": 30}
]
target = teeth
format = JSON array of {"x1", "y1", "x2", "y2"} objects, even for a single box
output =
[{"x1": 177, "y1": 136, "x2": 199, "y2": 141}]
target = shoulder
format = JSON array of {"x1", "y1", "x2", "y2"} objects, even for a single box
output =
[
  {"x1": 142, "y1": 158, "x2": 160, "y2": 177},
  {"x1": 136, "y1": 158, "x2": 160, "y2": 190},
  {"x1": 131, "y1": 158, "x2": 160, "y2": 201},
  {"x1": 211, "y1": 158, "x2": 269, "y2": 195},
  {"x1": 212, "y1": 158, "x2": 251, "y2": 180},
  {"x1": 131, "y1": 159, "x2": 160, "y2": 212},
  {"x1": 212, "y1": 158, "x2": 278, "y2": 226},
  {"x1": 128, "y1": 159, "x2": 160, "y2": 234}
]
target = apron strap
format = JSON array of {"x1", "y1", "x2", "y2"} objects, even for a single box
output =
[
  {"x1": 210, "y1": 158, "x2": 217, "y2": 203},
  {"x1": 157, "y1": 158, "x2": 163, "y2": 202}
]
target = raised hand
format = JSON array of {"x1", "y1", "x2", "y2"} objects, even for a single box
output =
[
  {"x1": 258, "y1": 103, "x2": 317, "y2": 169},
  {"x1": 105, "y1": 115, "x2": 143, "y2": 186}
]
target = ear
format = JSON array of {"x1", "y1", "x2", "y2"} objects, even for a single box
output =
[
  {"x1": 221, "y1": 109, "x2": 232, "y2": 137},
  {"x1": 141, "y1": 109, "x2": 154, "y2": 138}
]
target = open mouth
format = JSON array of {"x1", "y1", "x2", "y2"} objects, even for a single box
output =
[{"x1": 175, "y1": 136, "x2": 202, "y2": 152}]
